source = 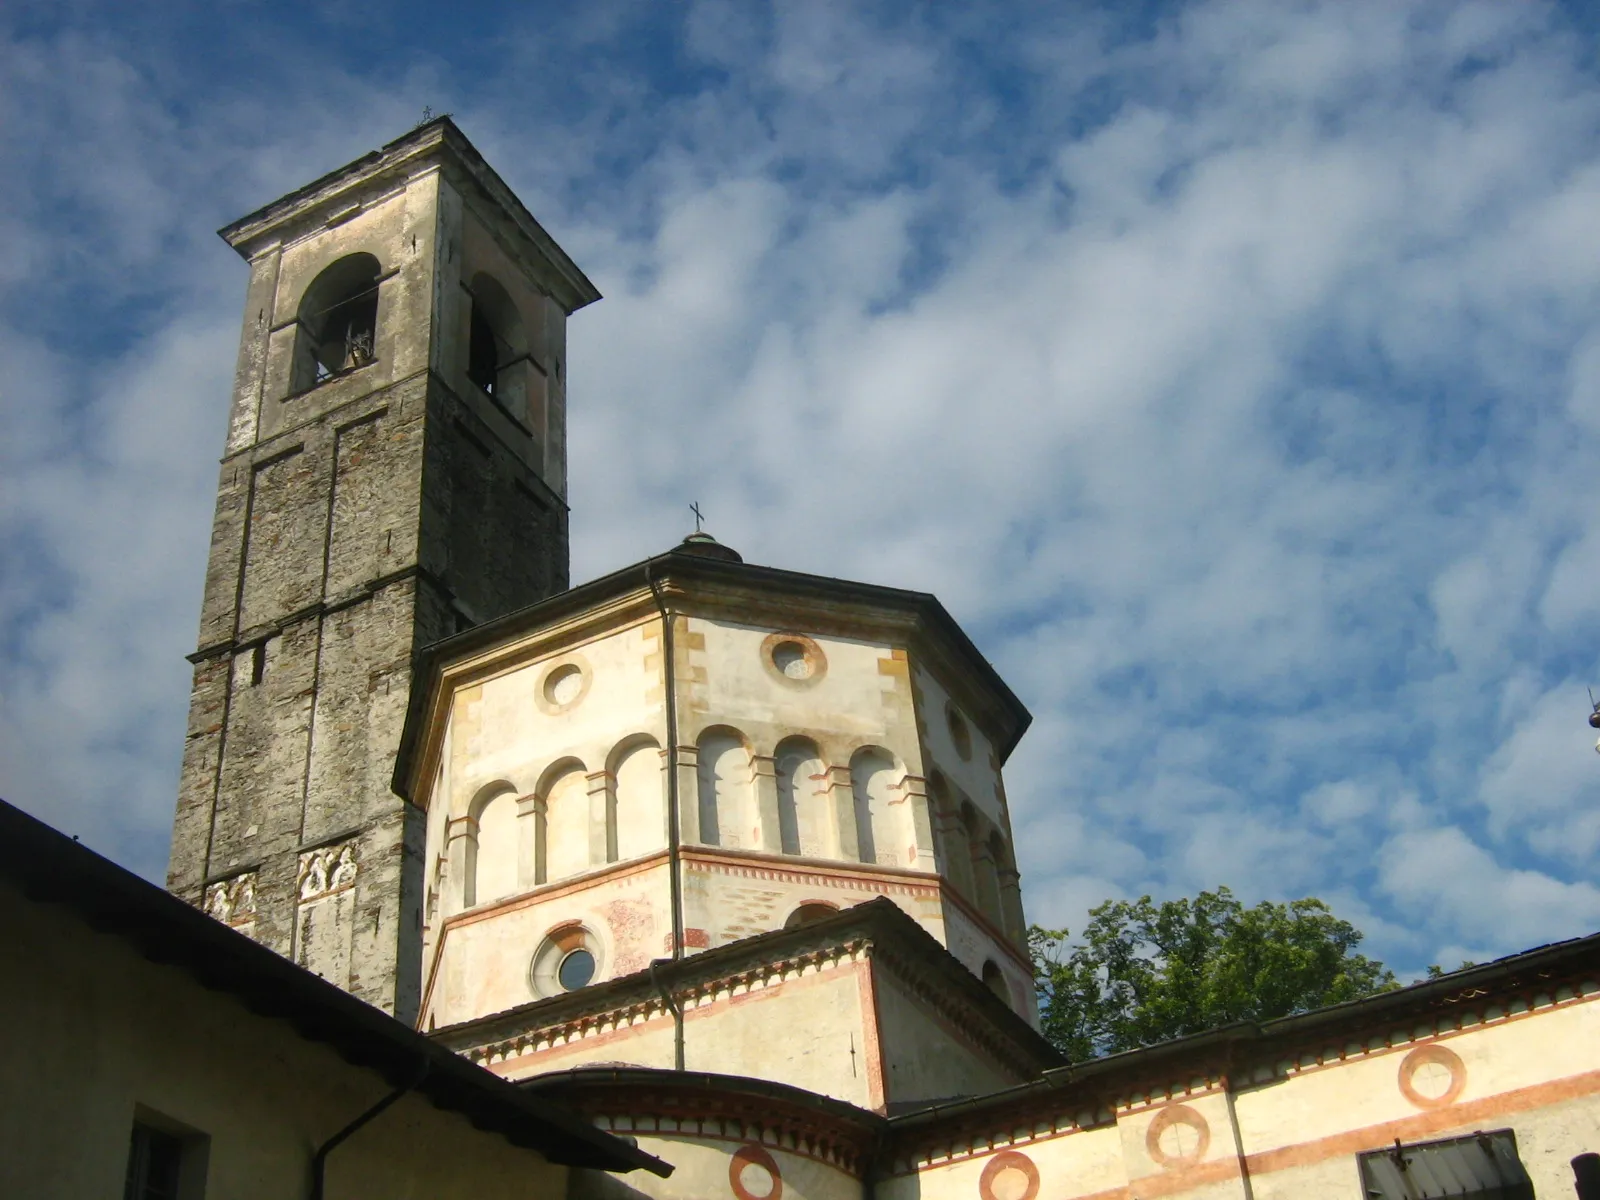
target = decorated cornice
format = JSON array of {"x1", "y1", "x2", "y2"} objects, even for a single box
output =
[
  {"x1": 451, "y1": 939, "x2": 875, "y2": 1071},
  {"x1": 885, "y1": 930, "x2": 1600, "y2": 1170},
  {"x1": 430, "y1": 898, "x2": 1059, "y2": 1080},
  {"x1": 525, "y1": 1068, "x2": 884, "y2": 1175}
]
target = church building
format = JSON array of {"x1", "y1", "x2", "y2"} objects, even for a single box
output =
[{"x1": 158, "y1": 117, "x2": 1600, "y2": 1200}]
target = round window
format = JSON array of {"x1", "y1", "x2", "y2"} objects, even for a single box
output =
[
  {"x1": 529, "y1": 926, "x2": 603, "y2": 997},
  {"x1": 558, "y1": 948, "x2": 596, "y2": 991},
  {"x1": 772, "y1": 640, "x2": 811, "y2": 679},
  {"x1": 761, "y1": 633, "x2": 826, "y2": 686},
  {"x1": 544, "y1": 664, "x2": 584, "y2": 706}
]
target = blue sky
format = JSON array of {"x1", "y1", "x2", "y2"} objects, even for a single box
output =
[{"x1": 5, "y1": 0, "x2": 1600, "y2": 980}]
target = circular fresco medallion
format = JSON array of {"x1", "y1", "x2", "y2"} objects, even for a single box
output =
[
  {"x1": 1397, "y1": 1044, "x2": 1467, "y2": 1109},
  {"x1": 1146, "y1": 1104, "x2": 1211, "y2": 1169},
  {"x1": 729, "y1": 1143, "x2": 782, "y2": 1200},
  {"x1": 978, "y1": 1151, "x2": 1039, "y2": 1200}
]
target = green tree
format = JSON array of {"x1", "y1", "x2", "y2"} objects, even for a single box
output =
[{"x1": 1029, "y1": 887, "x2": 1398, "y2": 1061}]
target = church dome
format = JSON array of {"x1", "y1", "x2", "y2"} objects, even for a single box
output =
[{"x1": 674, "y1": 531, "x2": 743, "y2": 563}]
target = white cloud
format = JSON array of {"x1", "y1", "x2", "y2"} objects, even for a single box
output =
[
  {"x1": 1378, "y1": 826, "x2": 1600, "y2": 950},
  {"x1": 5, "y1": 0, "x2": 1600, "y2": 985}
]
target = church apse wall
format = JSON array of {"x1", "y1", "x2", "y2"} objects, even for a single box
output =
[{"x1": 411, "y1": 577, "x2": 1036, "y2": 1036}]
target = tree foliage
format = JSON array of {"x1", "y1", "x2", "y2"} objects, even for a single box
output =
[{"x1": 1029, "y1": 887, "x2": 1398, "y2": 1061}]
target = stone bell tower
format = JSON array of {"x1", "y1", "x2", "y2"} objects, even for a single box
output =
[{"x1": 166, "y1": 118, "x2": 599, "y2": 1022}]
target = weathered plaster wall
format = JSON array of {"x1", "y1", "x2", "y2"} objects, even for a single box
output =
[
  {"x1": 873, "y1": 968, "x2": 1027, "y2": 1103},
  {"x1": 480, "y1": 955, "x2": 882, "y2": 1110},
  {"x1": 0, "y1": 879, "x2": 576, "y2": 1200},
  {"x1": 911, "y1": 663, "x2": 1001, "y2": 831},
  {"x1": 574, "y1": 1134, "x2": 861, "y2": 1200},
  {"x1": 940, "y1": 894, "x2": 1038, "y2": 1024},
  {"x1": 883, "y1": 1127, "x2": 1128, "y2": 1200},
  {"x1": 1233, "y1": 992, "x2": 1600, "y2": 1199},
  {"x1": 425, "y1": 856, "x2": 674, "y2": 1028}
]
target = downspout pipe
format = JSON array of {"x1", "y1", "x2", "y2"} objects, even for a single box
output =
[
  {"x1": 310, "y1": 1058, "x2": 429, "y2": 1200},
  {"x1": 861, "y1": 1124, "x2": 888, "y2": 1200},
  {"x1": 650, "y1": 957, "x2": 687, "y2": 1072},
  {"x1": 644, "y1": 559, "x2": 686, "y2": 1070}
]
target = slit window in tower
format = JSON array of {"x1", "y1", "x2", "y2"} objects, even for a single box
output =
[{"x1": 468, "y1": 301, "x2": 500, "y2": 397}]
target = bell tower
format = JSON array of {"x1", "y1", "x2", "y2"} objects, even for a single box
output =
[{"x1": 166, "y1": 118, "x2": 599, "y2": 1022}]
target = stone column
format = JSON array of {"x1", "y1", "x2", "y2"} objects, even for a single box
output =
[
  {"x1": 751, "y1": 754, "x2": 781, "y2": 853},
  {"x1": 675, "y1": 745, "x2": 701, "y2": 844},
  {"x1": 587, "y1": 770, "x2": 613, "y2": 866},
  {"x1": 828, "y1": 764, "x2": 861, "y2": 862},
  {"x1": 900, "y1": 774, "x2": 936, "y2": 873},
  {"x1": 999, "y1": 865, "x2": 1026, "y2": 944},
  {"x1": 515, "y1": 795, "x2": 543, "y2": 888},
  {"x1": 444, "y1": 815, "x2": 478, "y2": 914}
]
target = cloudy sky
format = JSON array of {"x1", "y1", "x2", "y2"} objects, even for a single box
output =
[{"x1": 6, "y1": 0, "x2": 1600, "y2": 980}]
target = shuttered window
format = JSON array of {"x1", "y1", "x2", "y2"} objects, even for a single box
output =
[{"x1": 1358, "y1": 1129, "x2": 1533, "y2": 1200}]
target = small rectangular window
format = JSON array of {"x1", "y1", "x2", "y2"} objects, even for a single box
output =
[
  {"x1": 123, "y1": 1113, "x2": 207, "y2": 1200},
  {"x1": 1359, "y1": 1129, "x2": 1532, "y2": 1200},
  {"x1": 125, "y1": 1123, "x2": 183, "y2": 1200}
]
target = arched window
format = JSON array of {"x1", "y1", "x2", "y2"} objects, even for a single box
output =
[
  {"x1": 542, "y1": 762, "x2": 590, "y2": 884},
  {"x1": 982, "y1": 960, "x2": 1011, "y2": 1007},
  {"x1": 967, "y1": 811, "x2": 1003, "y2": 925},
  {"x1": 696, "y1": 728, "x2": 754, "y2": 848},
  {"x1": 850, "y1": 747, "x2": 899, "y2": 867},
  {"x1": 774, "y1": 736, "x2": 827, "y2": 858},
  {"x1": 784, "y1": 902, "x2": 838, "y2": 930},
  {"x1": 464, "y1": 272, "x2": 535, "y2": 421},
  {"x1": 929, "y1": 773, "x2": 974, "y2": 898},
  {"x1": 468, "y1": 782, "x2": 518, "y2": 908},
  {"x1": 612, "y1": 738, "x2": 666, "y2": 863},
  {"x1": 291, "y1": 253, "x2": 381, "y2": 393}
]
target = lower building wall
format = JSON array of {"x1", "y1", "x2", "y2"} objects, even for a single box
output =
[
  {"x1": 495, "y1": 956, "x2": 882, "y2": 1109},
  {"x1": 884, "y1": 1125, "x2": 1129, "y2": 1200},
  {"x1": 1233, "y1": 989, "x2": 1600, "y2": 1198},
  {"x1": 573, "y1": 1133, "x2": 860, "y2": 1200},
  {"x1": 887, "y1": 987, "x2": 1600, "y2": 1200},
  {"x1": 873, "y1": 966, "x2": 1027, "y2": 1104},
  {"x1": 0, "y1": 883, "x2": 573, "y2": 1200}
]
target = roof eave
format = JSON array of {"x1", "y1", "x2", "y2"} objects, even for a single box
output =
[{"x1": 216, "y1": 117, "x2": 600, "y2": 313}]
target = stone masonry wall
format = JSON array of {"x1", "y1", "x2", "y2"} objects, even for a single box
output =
[{"x1": 169, "y1": 148, "x2": 574, "y2": 1023}]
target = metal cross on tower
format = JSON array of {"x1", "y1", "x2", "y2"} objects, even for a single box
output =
[{"x1": 690, "y1": 501, "x2": 705, "y2": 534}]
